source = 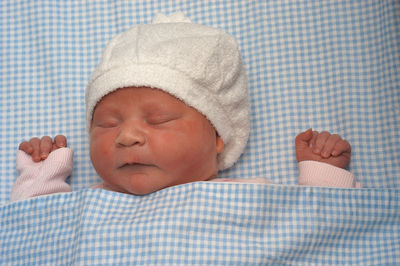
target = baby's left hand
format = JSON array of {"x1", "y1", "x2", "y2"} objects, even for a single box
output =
[{"x1": 295, "y1": 129, "x2": 351, "y2": 169}]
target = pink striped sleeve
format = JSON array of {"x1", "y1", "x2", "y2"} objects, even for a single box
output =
[
  {"x1": 298, "y1": 160, "x2": 362, "y2": 188},
  {"x1": 10, "y1": 147, "x2": 74, "y2": 202}
]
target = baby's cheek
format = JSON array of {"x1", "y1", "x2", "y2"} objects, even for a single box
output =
[
  {"x1": 90, "y1": 144, "x2": 108, "y2": 167},
  {"x1": 151, "y1": 131, "x2": 192, "y2": 163},
  {"x1": 90, "y1": 133, "x2": 115, "y2": 162},
  {"x1": 155, "y1": 131, "x2": 187, "y2": 152}
]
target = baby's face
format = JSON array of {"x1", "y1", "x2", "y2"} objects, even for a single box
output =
[{"x1": 89, "y1": 87, "x2": 224, "y2": 195}]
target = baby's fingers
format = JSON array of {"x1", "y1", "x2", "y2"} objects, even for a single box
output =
[
  {"x1": 39, "y1": 136, "x2": 53, "y2": 160},
  {"x1": 19, "y1": 136, "x2": 65, "y2": 162},
  {"x1": 333, "y1": 139, "x2": 351, "y2": 156},
  {"x1": 18, "y1": 141, "x2": 34, "y2": 154},
  {"x1": 27, "y1": 137, "x2": 41, "y2": 162},
  {"x1": 52, "y1": 135, "x2": 67, "y2": 151},
  {"x1": 312, "y1": 131, "x2": 330, "y2": 154},
  {"x1": 321, "y1": 134, "x2": 341, "y2": 158}
]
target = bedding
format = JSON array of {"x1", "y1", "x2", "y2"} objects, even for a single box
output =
[
  {"x1": 1, "y1": 0, "x2": 399, "y2": 264},
  {"x1": 1, "y1": 185, "x2": 399, "y2": 264}
]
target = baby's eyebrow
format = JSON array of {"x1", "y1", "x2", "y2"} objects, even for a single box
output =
[
  {"x1": 93, "y1": 107, "x2": 120, "y2": 119},
  {"x1": 142, "y1": 102, "x2": 179, "y2": 114}
]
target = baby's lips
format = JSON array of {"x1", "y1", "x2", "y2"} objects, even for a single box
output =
[
  {"x1": 116, "y1": 151, "x2": 152, "y2": 167},
  {"x1": 116, "y1": 159, "x2": 153, "y2": 169}
]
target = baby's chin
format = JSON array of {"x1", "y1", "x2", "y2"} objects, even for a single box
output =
[
  {"x1": 124, "y1": 186, "x2": 161, "y2": 196},
  {"x1": 101, "y1": 172, "x2": 217, "y2": 195},
  {"x1": 101, "y1": 178, "x2": 172, "y2": 196}
]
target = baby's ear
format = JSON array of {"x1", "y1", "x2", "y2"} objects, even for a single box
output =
[{"x1": 216, "y1": 135, "x2": 224, "y2": 154}]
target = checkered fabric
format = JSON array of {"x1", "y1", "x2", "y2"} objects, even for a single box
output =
[
  {"x1": 1, "y1": 184, "x2": 399, "y2": 264},
  {"x1": 1, "y1": 0, "x2": 399, "y2": 264},
  {"x1": 1, "y1": 1, "x2": 400, "y2": 201}
]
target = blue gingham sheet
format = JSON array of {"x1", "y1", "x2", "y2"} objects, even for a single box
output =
[
  {"x1": 1, "y1": 184, "x2": 399, "y2": 265},
  {"x1": 1, "y1": 0, "x2": 399, "y2": 264}
]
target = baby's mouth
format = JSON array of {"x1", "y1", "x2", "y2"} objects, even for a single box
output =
[{"x1": 118, "y1": 162, "x2": 152, "y2": 170}]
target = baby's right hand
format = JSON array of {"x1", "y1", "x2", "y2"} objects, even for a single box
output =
[
  {"x1": 295, "y1": 129, "x2": 351, "y2": 169},
  {"x1": 19, "y1": 135, "x2": 67, "y2": 162}
]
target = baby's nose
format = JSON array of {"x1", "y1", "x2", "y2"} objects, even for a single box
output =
[{"x1": 115, "y1": 122, "x2": 146, "y2": 147}]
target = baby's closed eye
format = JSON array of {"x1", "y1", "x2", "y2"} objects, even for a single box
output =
[
  {"x1": 146, "y1": 114, "x2": 180, "y2": 125},
  {"x1": 93, "y1": 117, "x2": 120, "y2": 128}
]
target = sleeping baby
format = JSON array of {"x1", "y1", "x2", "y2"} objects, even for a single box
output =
[{"x1": 11, "y1": 13, "x2": 361, "y2": 202}]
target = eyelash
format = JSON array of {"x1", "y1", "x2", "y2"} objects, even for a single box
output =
[
  {"x1": 94, "y1": 118, "x2": 176, "y2": 128},
  {"x1": 94, "y1": 119, "x2": 119, "y2": 128},
  {"x1": 146, "y1": 117, "x2": 176, "y2": 125},
  {"x1": 93, "y1": 113, "x2": 180, "y2": 129},
  {"x1": 98, "y1": 122, "x2": 118, "y2": 128}
]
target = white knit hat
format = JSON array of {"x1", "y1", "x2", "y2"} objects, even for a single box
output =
[{"x1": 86, "y1": 12, "x2": 250, "y2": 170}]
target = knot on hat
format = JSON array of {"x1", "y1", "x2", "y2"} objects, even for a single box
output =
[{"x1": 152, "y1": 12, "x2": 192, "y2": 24}]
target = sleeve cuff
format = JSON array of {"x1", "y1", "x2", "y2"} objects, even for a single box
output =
[{"x1": 298, "y1": 161, "x2": 362, "y2": 188}]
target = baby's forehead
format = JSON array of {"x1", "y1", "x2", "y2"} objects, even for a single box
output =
[
  {"x1": 106, "y1": 86, "x2": 186, "y2": 105},
  {"x1": 95, "y1": 86, "x2": 196, "y2": 113}
]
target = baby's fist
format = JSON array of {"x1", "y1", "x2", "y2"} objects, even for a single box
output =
[
  {"x1": 19, "y1": 135, "x2": 67, "y2": 162},
  {"x1": 295, "y1": 129, "x2": 351, "y2": 169}
]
